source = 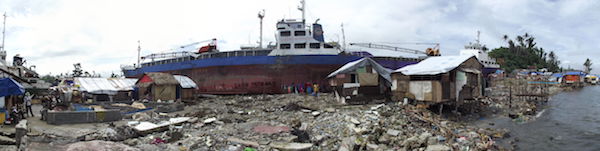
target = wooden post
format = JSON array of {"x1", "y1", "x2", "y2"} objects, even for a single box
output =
[
  {"x1": 509, "y1": 84, "x2": 512, "y2": 108},
  {"x1": 439, "y1": 103, "x2": 444, "y2": 116}
]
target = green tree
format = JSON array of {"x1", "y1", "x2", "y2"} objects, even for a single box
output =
[
  {"x1": 489, "y1": 33, "x2": 559, "y2": 72},
  {"x1": 40, "y1": 74, "x2": 58, "y2": 86},
  {"x1": 584, "y1": 58, "x2": 592, "y2": 73},
  {"x1": 547, "y1": 51, "x2": 560, "y2": 72}
]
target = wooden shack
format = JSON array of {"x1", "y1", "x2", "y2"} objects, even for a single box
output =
[
  {"x1": 136, "y1": 72, "x2": 180, "y2": 101},
  {"x1": 327, "y1": 58, "x2": 393, "y2": 104},
  {"x1": 391, "y1": 55, "x2": 483, "y2": 103},
  {"x1": 173, "y1": 75, "x2": 198, "y2": 100},
  {"x1": 564, "y1": 71, "x2": 585, "y2": 84}
]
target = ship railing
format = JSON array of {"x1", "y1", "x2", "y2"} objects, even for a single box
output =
[
  {"x1": 196, "y1": 49, "x2": 271, "y2": 60},
  {"x1": 120, "y1": 64, "x2": 136, "y2": 70},
  {"x1": 140, "y1": 49, "x2": 272, "y2": 67}
]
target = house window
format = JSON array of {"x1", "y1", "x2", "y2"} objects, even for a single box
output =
[
  {"x1": 324, "y1": 43, "x2": 334, "y2": 48},
  {"x1": 351, "y1": 74, "x2": 358, "y2": 83},
  {"x1": 280, "y1": 44, "x2": 291, "y2": 49},
  {"x1": 294, "y1": 31, "x2": 306, "y2": 36},
  {"x1": 294, "y1": 43, "x2": 306, "y2": 49},
  {"x1": 280, "y1": 31, "x2": 291, "y2": 36},
  {"x1": 410, "y1": 75, "x2": 442, "y2": 80},
  {"x1": 310, "y1": 43, "x2": 320, "y2": 49}
]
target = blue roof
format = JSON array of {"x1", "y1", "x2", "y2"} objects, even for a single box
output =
[
  {"x1": 565, "y1": 71, "x2": 586, "y2": 76},
  {"x1": 551, "y1": 73, "x2": 563, "y2": 77},
  {"x1": 0, "y1": 78, "x2": 25, "y2": 97}
]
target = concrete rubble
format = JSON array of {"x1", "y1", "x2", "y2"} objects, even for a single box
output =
[{"x1": 14, "y1": 81, "x2": 559, "y2": 150}]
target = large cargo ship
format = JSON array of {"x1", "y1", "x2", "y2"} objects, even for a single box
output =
[{"x1": 121, "y1": 1, "x2": 423, "y2": 94}]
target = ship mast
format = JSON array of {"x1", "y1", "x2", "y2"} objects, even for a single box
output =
[
  {"x1": 341, "y1": 23, "x2": 346, "y2": 50},
  {"x1": 1, "y1": 12, "x2": 7, "y2": 65},
  {"x1": 1, "y1": 12, "x2": 6, "y2": 52},
  {"x1": 476, "y1": 30, "x2": 480, "y2": 44},
  {"x1": 137, "y1": 40, "x2": 141, "y2": 68},
  {"x1": 258, "y1": 9, "x2": 265, "y2": 49},
  {"x1": 298, "y1": 0, "x2": 305, "y2": 22}
]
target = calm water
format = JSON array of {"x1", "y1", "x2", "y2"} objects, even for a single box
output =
[{"x1": 481, "y1": 85, "x2": 600, "y2": 151}]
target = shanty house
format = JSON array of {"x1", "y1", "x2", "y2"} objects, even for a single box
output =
[
  {"x1": 173, "y1": 75, "x2": 198, "y2": 100},
  {"x1": 0, "y1": 78, "x2": 25, "y2": 123},
  {"x1": 327, "y1": 58, "x2": 393, "y2": 104},
  {"x1": 563, "y1": 71, "x2": 585, "y2": 84},
  {"x1": 74, "y1": 77, "x2": 137, "y2": 102},
  {"x1": 136, "y1": 72, "x2": 180, "y2": 101},
  {"x1": 391, "y1": 55, "x2": 483, "y2": 103}
]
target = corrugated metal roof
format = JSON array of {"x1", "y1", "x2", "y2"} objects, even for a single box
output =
[
  {"x1": 394, "y1": 55, "x2": 477, "y2": 75},
  {"x1": 109, "y1": 78, "x2": 138, "y2": 91},
  {"x1": 327, "y1": 57, "x2": 393, "y2": 83},
  {"x1": 75, "y1": 77, "x2": 137, "y2": 95},
  {"x1": 173, "y1": 75, "x2": 197, "y2": 89}
]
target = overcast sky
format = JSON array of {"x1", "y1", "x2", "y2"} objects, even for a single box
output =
[{"x1": 1, "y1": 0, "x2": 599, "y2": 76}]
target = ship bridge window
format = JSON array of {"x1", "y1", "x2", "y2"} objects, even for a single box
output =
[
  {"x1": 280, "y1": 31, "x2": 291, "y2": 36},
  {"x1": 280, "y1": 44, "x2": 291, "y2": 49},
  {"x1": 294, "y1": 43, "x2": 306, "y2": 49},
  {"x1": 324, "y1": 43, "x2": 334, "y2": 48},
  {"x1": 309, "y1": 43, "x2": 320, "y2": 49},
  {"x1": 294, "y1": 31, "x2": 306, "y2": 36}
]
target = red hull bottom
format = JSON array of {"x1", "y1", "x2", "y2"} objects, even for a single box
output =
[{"x1": 163, "y1": 64, "x2": 341, "y2": 94}]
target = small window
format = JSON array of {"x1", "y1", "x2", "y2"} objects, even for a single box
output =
[
  {"x1": 310, "y1": 43, "x2": 320, "y2": 49},
  {"x1": 351, "y1": 74, "x2": 358, "y2": 83},
  {"x1": 294, "y1": 31, "x2": 306, "y2": 36},
  {"x1": 324, "y1": 43, "x2": 334, "y2": 48},
  {"x1": 280, "y1": 31, "x2": 291, "y2": 36},
  {"x1": 280, "y1": 44, "x2": 291, "y2": 49},
  {"x1": 294, "y1": 43, "x2": 306, "y2": 49}
]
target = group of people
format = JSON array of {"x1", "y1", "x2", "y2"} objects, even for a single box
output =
[
  {"x1": 285, "y1": 82, "x2": 320, "y2": 96},
  {"x1": 7, "y1": 91, "x2": 66, "y2": 124},
  {"x1": 7, "y1": 92, "x2": 35, "y2": 124}
]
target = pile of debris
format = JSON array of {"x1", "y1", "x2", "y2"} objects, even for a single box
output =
[
  {"x1": 16, "y1": 93, "x2": 517, "y2": 150},
  {"x1": 484, "y1": 78, "x2": 563, "y2": 123},
  {"x1": 106, "y1": 94, "x2": 509, "y2": 150}
]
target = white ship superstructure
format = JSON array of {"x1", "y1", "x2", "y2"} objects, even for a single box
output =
[{"x1": 460, "y1": 31, "x2": 500, "y2": 69}]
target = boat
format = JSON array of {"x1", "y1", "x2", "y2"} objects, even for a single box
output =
[
  {"x1": 459, "y1": 31, "x2": 500, "y2": 75},
  {"x1": 121, "y1": 1, "x2": 422, "y2": 94}
]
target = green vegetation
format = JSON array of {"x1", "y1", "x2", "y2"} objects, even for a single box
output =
[
  {"x1": 40, "y1": 74, "x2": 58, "y2": 86},
  {"x1": 489, "y1": 33, "x2": 561, "y2": 72}
]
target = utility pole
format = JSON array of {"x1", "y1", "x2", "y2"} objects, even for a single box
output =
[
  {"x1": 137, "y1": 40, "x2": 141, "y2": 68},
  {"x1": 258, "y1": 9, "x2": 265, "y2": 49}
]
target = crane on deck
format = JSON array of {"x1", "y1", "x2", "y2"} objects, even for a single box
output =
[
  {"x1": 141, "y1": 38, "x2": 218, "y2": 61},
  {"x1": 349, "y1": 43, "x2": 441, "y2": 56}
]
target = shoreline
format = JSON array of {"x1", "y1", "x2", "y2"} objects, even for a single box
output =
[{"x1": 465, "y1": 77, "x2": 587, "y2": 150}]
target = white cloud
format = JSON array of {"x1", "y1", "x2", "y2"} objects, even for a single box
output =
[{"x1": 1, "y1": 0, "x2": 600, "y2": 75}]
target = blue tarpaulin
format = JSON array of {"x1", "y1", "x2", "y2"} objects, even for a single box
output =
[
  {"x1": 565, "y1": 71, "x2": 586, "y2": 76},
  {"x1": 0, "y1": 78, "x2": 25, "y2": 97},
  {"x1": 551, "y1": 73, "x2": 564, "y2": 78}
]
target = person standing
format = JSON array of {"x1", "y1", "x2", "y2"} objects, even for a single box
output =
[
  {"x1": 24, "y1": 92, "x2": 34, "y2": 117},
  {"x1": 313, "y1": 83, "x2": 319, "y2": 97}
]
